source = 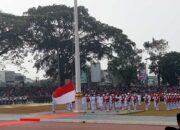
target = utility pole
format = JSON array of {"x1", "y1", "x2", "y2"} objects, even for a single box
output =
[{"x1": 74, "y1": 0, "x2": 82, "y2": 112}]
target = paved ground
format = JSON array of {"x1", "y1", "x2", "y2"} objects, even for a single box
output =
[
  {"x1": 0, "y1": 110, "x2": 176, "y2": 125},
  {"x1": 0, "y1": 110, "x2": 178, "y2": 130},
  {"x1": 0, "y1": 122, "x2": 174, "y2": 130}
]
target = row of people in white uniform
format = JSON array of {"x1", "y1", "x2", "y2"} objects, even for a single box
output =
[
  {"x1": 164, "y1": 93, "x2": 180, "y2": 111},
  {"x1": 143, "y1": 93, "x2": 180, "y2": 111},
  {"x1": 81, "y1": 93, "x2": 142, "y2": 113},
  {"x1": 65, "y1": 93, "x2": 180, "y2": 112}
]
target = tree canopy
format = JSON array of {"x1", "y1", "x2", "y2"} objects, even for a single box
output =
[
  {"x1": 159, "y1": 52, "x2": 180, "y2": 86},
  {"x1": 143, "y1": 38, "x2": 168, "y2": 86},
  {"x1": 22, "y1": 5, "x2": 136, "y2": 85},
  {"x1": 0, "y1": 12, "x2": 28, "y2": 68},
  {"x1": 1, "y1": 5, "x2": 141, "y2": 85}
]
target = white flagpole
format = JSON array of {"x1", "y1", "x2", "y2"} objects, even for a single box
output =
[{"x1": 74, "y1": 0, "x2": 82, "y2": 112}]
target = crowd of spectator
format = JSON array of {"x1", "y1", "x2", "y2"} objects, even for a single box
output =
[
  {"x1": 0, "y1": 85, "x2": 56, "y2": 105},
  {"x1": 82, "y1": 85, "x2": 180, "y2": 97},
  {"x1": 0, "y1": 84, "x2": 179, "y2": 105}
]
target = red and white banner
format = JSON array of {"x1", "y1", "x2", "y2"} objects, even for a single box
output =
[
  {"x1": 52, "y1": 81, "x2": 75, "y2": 104},
  {"x1": 137, "y1": 64, "x2": 147, "y2": 81}
]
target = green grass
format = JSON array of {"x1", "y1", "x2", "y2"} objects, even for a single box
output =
[{"x1": 125, "y1": 102, "x2": 180, "y2": 116}]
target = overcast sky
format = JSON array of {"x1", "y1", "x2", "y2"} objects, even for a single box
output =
[{"x1": 0, "y1": 0, "x2": 180, "y2": 79}]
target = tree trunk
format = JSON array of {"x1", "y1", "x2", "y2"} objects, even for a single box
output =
[{"x1": 157, "y1": 73, "x2": 160, "y2": 87}]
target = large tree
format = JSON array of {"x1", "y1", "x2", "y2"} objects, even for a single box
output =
[
  {"x1": 22, "y1": 5, "x2": 133, "y2": 85},
  {"x1": 159, "y1": 52, "x2": 180, "y2": 86},
  {"x1": 0, "y1": 5, "x2": 140, "y2": 86},
  {"x1": 108, "y1": 45, "x2": 142, "y2": 86},
  {"x1": 143, "y1": 38, "x2": 168, "y2": 86},
  {"x1": 0, "y1": 12, "x2": 28, "y2": 69}
]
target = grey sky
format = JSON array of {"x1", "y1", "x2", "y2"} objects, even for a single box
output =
[{"x1": 0, "y1": 0, "x2": 180, "y2": 79}]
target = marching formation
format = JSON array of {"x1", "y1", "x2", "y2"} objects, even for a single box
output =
[
  {"x1": 164, "y1": 93, "x2": 180, "y2": 111},
  {"x1": 76, "y1": 92, "x2": 180, "y2": 113},
  {"x1": 81, "y1": 93, "x2": 140, "y2": 113}
]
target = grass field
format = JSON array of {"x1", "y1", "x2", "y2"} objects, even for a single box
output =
[
  {"x1": 127, "y1": 102, "x2": 180, "y2": 116},
  {"x1": 0, "y1": 104, "x2": 66, "y2": 114},
  {"x1": 0, "y1": 102, "x2": 179, "y2": 116}
]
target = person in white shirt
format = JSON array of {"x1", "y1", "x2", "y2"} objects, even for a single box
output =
[
  {"x1": 133, "y1": 94, "x2": 138, "y2": 111},
  {"x1": 90, "y1": 94, "x2": 96, "y2": 113},
  {"x1": 81, "y1": 94, "x2": 88, "y2": 112},
  {"x1": 97, "y1": 94, "x2": 104, "y2": 111},
  {"x1": 137, "y1": 94, "x2": 142, "y2": 105},
  {"x1": 144, "y1": 94, "x2": 150, "y2": 111},
  {"x1": 121, "y1": 94, "x2": 125, "y2": 110},
  {"x1": 126, "y1": 93, "x2": 132, "y2": 112},
  {"x1": 148, "y1": 94, "x2": 151, "y2": 107},
  {"x1": 115, "y1": 94, "x2": 120, "y2": 112},
  {"x1": 67, "y1": 102, "x2": 73, "y2": 111},
  {"x1": 104, "y1": 93, "x2": 110, "y2": 111}
]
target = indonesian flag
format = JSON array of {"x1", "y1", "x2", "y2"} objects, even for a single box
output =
[{"x1": 52, "y1": 81, "x2": 75, "y2": 104}]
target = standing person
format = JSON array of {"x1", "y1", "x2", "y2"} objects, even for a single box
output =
[
  {"x1": 111, "y1": 94, "x2": 116, "y2": 110},
  {"x1": 52, "y1": 97, "x2": 56, "y2": 113},
  {"x1": 148, "y1": 94, "x2": 151, "y2": 107},
  {"x1": 90, "y1": 94, "x2": 96, "y2": 113},
  {"x1": 121, "y1": 94, "x2": 125, "y2": 110},
  {"x1": 109, "y1": 94, "x2": 113, "y2": 110},
  {"x1": 154, "y1": 94, "x2": 160, "y2": 111},
  {"x1": 115, "y1": 94, "x2": 120, "y2": 112},
  {"x1": 81, "y1": 94, "x2": 87, "y2": 112},
  {"x1": 98, "y1": 94, "x2": 104, "y2": 111},
  {"x1": 169, "y1": 94, "x2": 173, "y2": 110},
  {"x1": 144, "y1": 94, "x2": 150, "y2": 111},
  {"x1": 177, "y1": 113, "x2": 180, "y2": 129},
  {"x1": 178, "y1": 94, "x2": 180, "y2": 109},
  {"x1": 104, "y1": 93, "x2": 110, "y2": 111},
  {"x1": 86, "y1": 94, "x2": 91, "y2": 109},
  {"x1": 153, "y1": 93, "x2": 157, "y2": 108},
  {"x1": 126, "y1": 93, "x2": 132, "y2": 112},
  {"x1": 67, "y1": 102, "x2": 73, "y2": 111},
  {"x1": 166, "y1": 93, "x2": 170, "y2": 110},
  {"x1": 133, "y1": 94, "x2": 138, "y2": 111},
  {"x1": 96, "y1": 94, "x2": 100, "y2": 109},
  {"x1": 137, "y1": 94, "x2": 142, "y2": 105},
  {"x1": 164, "y1": 93, "x2": 167, "y2": 105}
]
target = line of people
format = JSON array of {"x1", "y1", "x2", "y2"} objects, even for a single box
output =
[
  {"x1": 79, "y1": 92, "x2": 180, "y2": 113},
  {"x1": 81, "y1": 93, "x2": 141, "y2": 113},
  {"x1": 0, "y1": 96, "x2": 28, "y2": 105}
]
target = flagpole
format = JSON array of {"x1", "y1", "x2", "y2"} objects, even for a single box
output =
[{"x1": 74, "y1": 0, "x2": 82, "y2": 112}]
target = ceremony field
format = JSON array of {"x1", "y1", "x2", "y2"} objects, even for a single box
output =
[
  {"x1": 0, "y1": 102, "x2": 179, "y2": 116},
  {"x1": 0, "y1": 102, "x2": 178, "y2": 130}
]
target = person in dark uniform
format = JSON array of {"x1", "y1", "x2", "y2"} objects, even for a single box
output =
[
  {"x1": 177, "y1": 113, "x2": 180, "y2": 130},
  {"x1": 165, "y1": 113, "x2": 180, "y2": 130}
]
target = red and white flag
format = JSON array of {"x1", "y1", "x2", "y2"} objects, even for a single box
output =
[{"x1": 52, "y1": 81, "x2": 75, "y2": 104}]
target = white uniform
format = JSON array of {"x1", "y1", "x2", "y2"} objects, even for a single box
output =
[
  {"x1": 104, "y1": 95, "x2": 110, "y2": 111},
  {"x1": 121, "y1": 95, "x2": 125, "y2": 110},
  {"x1": 153, "y1": 95, "x2": 160, "y2": 111},
  {"x1": 90, "y1": 96, "x2": 96, "y2": 113},
  {"x1": 144, "y1": 95, "x2": 150, "y2": 111},
  {"x1": 67, "y1": 102, "x2": 73, "y2": 111},
  {"x1": 109, "y1": 96, "x2": 113, "y2": 110},
  {"x1": 137, "y1": 95, "x2": 142, "y2": 105},
  {"x1": 52, "y1": 97, "x2": 56, "y2": 113},
  {"x1": 133, "y1": 95, "x2": 138, "y2": 111},
  {"x1": 115, "y1": 95, "x2": 120, "y2": 111},
  {"x1": 126, "y1": 95, "x2": 132, "y2": 112},
  {"x1": 148, "y1": 95, "x2": 151, "y2": 106},
  {"x1": 82, "y1": 96, "x2": 87, "y2": 112},
  {"x1": 97, "y1": 96, "x2": 104, "y2": 111}
]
